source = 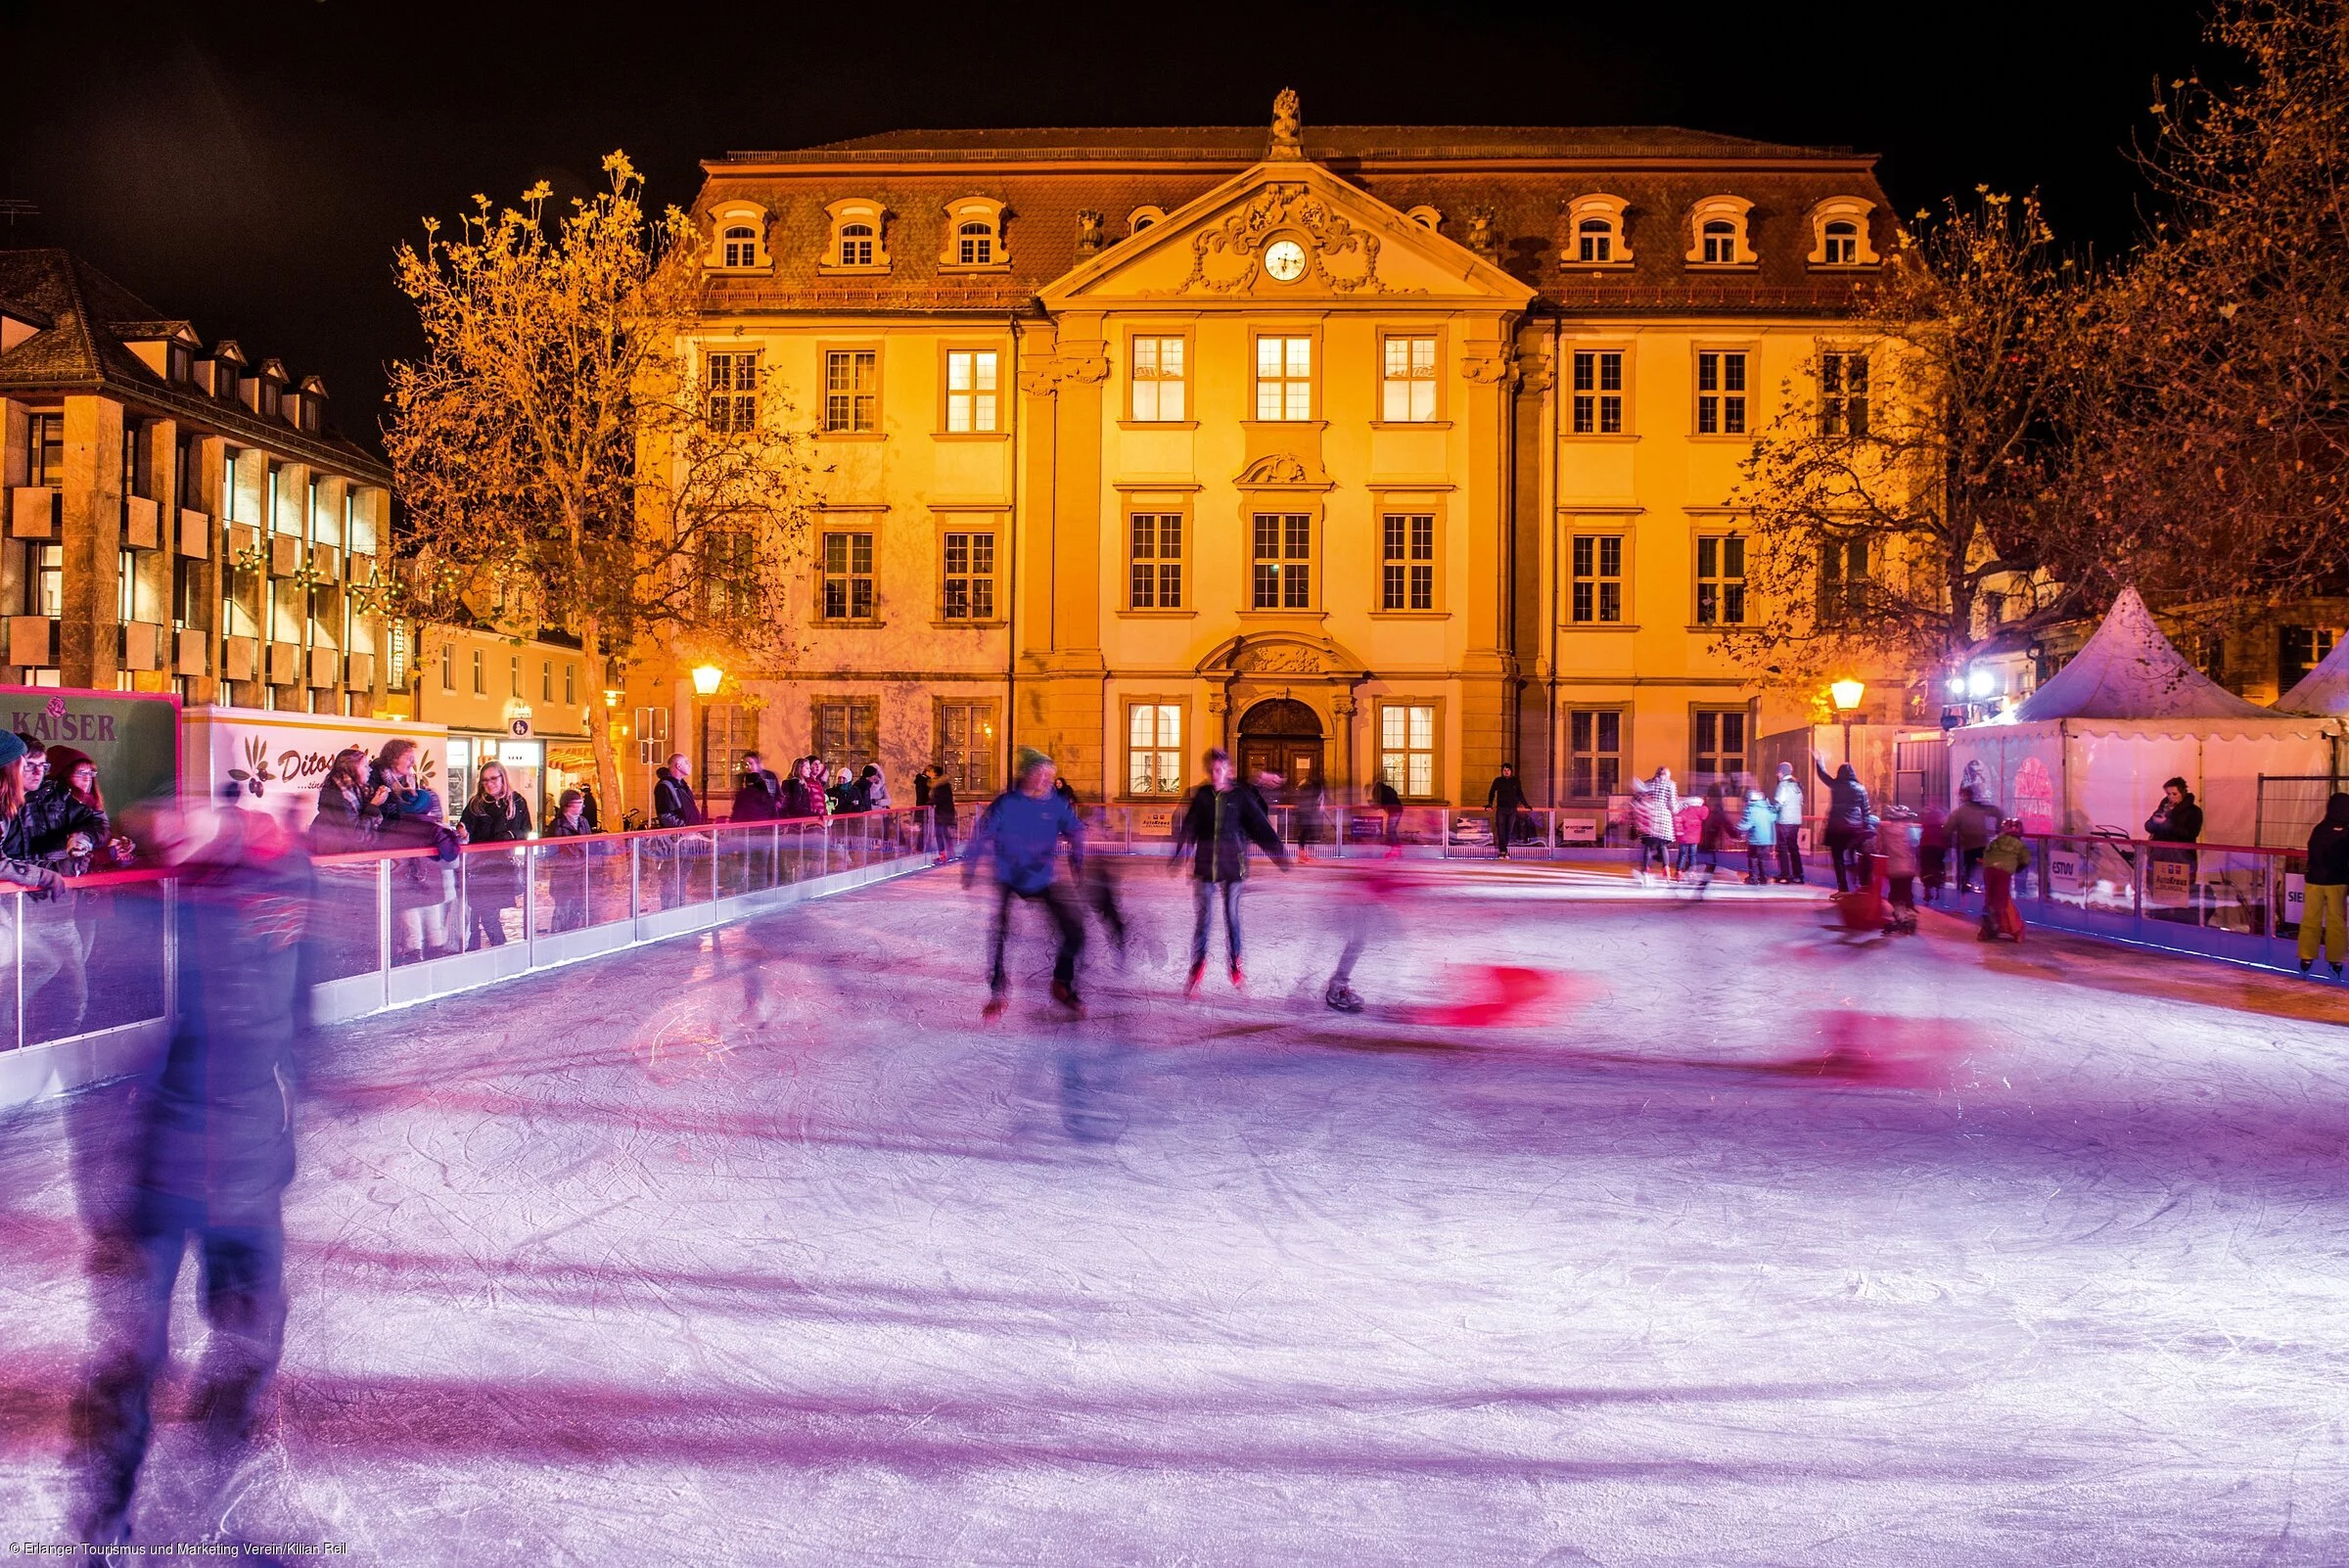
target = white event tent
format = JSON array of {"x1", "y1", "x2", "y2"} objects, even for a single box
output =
[
  {"x1": 1946, "y1": 588, "x2": 2340, "y2": 845},
  {"x1": 2278, "y1": 631, "x2": 2349, "y2": 717}
]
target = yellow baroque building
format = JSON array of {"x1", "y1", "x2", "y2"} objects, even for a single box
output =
[{"x1": 666, "y1": 102, "x2": 1892, "y2": 815}]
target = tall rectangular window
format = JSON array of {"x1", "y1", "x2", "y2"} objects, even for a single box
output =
[
  {"x1": 2281, "y1": 625, "x2": 2340, "y2": 693},
  {"x1": 1252, "y1": 512, "x2": 1312, "y2": 610},
  {"x1": 1379, "y1": 704, "x2": 1437, "y2": 799},
  {"x1": 1693, "y1": 710, "x2": 1748, "y2": 787},
  {"x1": 1127, "y1": 704, "x2": 1183, "y2": 796},
  {"x1": 1569, "y1": 534, "x2": 1623, "y2": 624},
  {"x1": 1382, "y1": 336, "x2": 1437, "y2": 422},
  {"x1": 1567, "y1": 710, "x2": 1623, "y2": 799},
  {"x1": 1381, "y1": 513, "x2": 1435, "y2": 612},
  {"x1": 1128, "y1": 513, "x2": 1183, "y2": 609},
  {"x1": 1696, "y1": 350, "x2": 1747, "y2": 436},
  {"x1": 1696, "y1": 534, "x2": 1746, "y2": 625},
  {"x1": 942, "y1": 530, "x2": 996, "y2": 620},
  {"x1": 27, "y1": 413, "x2": 64, "y2": 487},
  {"x1": 707, "y1": 350, "x2": 759, "y2": 433},
  {"x1": 821, "y1": 530, "x2": 876, "y2": 621},
  {"x1": 945, "y1": 349, "x2": 998, "y2": 432},
  {"x1": 440, "y1": 640, "x2": 453, "y2": 691},
  {"x1": 1820, "y1": 350, "x2": 1869, "y2": 437},
  {"x1": 1572, "y1": 350, "x2": 1624, "y2": 435},
  {"x1": 1255, "y1": 336, "x2": 1313, "y2": 421},
  {"x1": 564, "y1": 663, "x2": 576, "y2": 706},
  {"x1": 824, "y1": 349, "x2": 878, "y2": 433},
  {"x1": 510, "y1": 654, "x2": 522, "y2": 698},
  {"x1": 813, "y1": 699, "x2": 879, "y2": 773},
  {"x1": 471, "y1": 648, "x2": 484, "y2": 695},
  {"x1": 937, "y1": 701, "x2": 997, "y2": 796},
  {"x1": 1819, "y1": 537, "x2": 1871, "y2": 623},
  {"x1": 28, "y1": 544, "x2": 61, "y2": 618},
  {"x1": 1130, "y1": 336, "x2": 1186, "y2": 422},
  {"x1": 541, "y1": 660, "x2": 553, "y2": 702},
  {"x1": 632, "y1": 706, "x2": 669, "y2": 767}
]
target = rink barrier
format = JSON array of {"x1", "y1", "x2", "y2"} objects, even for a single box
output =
[
  {"x1": 0, "y1": 807, "x2": 936, "y2": 1110},
  {"x1": 1070, "y1": 802, "x2": 1643, "y2": 862}
]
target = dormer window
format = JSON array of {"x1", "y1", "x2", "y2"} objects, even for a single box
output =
[
  {"x1": 940, "y1": 197, "x2": 1009, "y2": 271},
  {"x1": 1405, "y1": 206, "x2": 1442, "y2": 230},
  {"x1": 1128, "y1": 206, "x2": 1167, "y2": 235},
  {"x1": 1684, "y1": 197, "x2": 1756, "y2": 267},
  {"x1": 822, "y1": 199, "x2": 890, "y2": 272},
  {"x1": 167, "y1": 342, "x2": 192, "y2": 382},
  {"x1": 1563, "y1": 195, "x2": 1633, "y2": 268},
  {"x1": 1806, "y1": 199, "x2": 1879, "y2": 267},
  {"x1": 705, "y1": 203, "x2": 771, "y2": 271}
]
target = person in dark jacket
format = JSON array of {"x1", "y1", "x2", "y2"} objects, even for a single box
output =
[
  {"x1": 913, "y1": 765, "x2": 936, "y2": 852},
  {"x1": 1486, "y1": 764, "x2": 1527, "y2": 859},
  {"x1": 653, "y1": 754, "x2": 701, "y2": 827},
  {"x1": 1173, "y1": 746, "x2": 1289, "y2": 992},
  {"x1": 931, "y1": 767, "x2": 960, "y2": 862},
  {"x1": 964, "y1": 747, "x2": 1087, "y2": 1016},
  {"x1": 2299, "y1": 792, "x2": 2349, "y2": 979},
  {"x1": 27, "y1": 745, "x2": 132, "y2": 1036},
  {"x1": 1814, "y1": 754, "x2": 1873, "y2": 893},
  {"x1": 310, "y1": 748, "x2": 378, "y2": 854},
  {"x1": 2144, "y1": 778, "x2": 2204, "y2": 843},
  {"x1": 1369, "y1": 774, "x2": 1404, "y2": 854},
  {"x1": 540, "y1": 789, "x2": 595, "y2": 932},
  {"x1": 730, "y1": 753, "x2": 781, "y2": 823},
  {"x1": 68, "y1": 802, "x2": 312, "y2": 1547},
  {"x1": 458, "y1": 761, "x2": 532, "y2": 949}
]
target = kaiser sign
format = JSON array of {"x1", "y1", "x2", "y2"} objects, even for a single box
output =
[
  {"x1": 179, "y1": 707, "x2": 448, "y2": 837},
  {"x1": 0, "y1": 687, "x2": 179, "y2": 808}
]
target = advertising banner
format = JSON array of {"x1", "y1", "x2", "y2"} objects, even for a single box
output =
[
  {"x1": 0, "y1": 686, "x2": 179, "y2": 809},
  {"x1": 2047, "y1": 843, "x2": 2085, "y2": 896},
  {"x1": 179, "y1": 708, "x2": 448, "y2": 838},
  {"x1": 2285, "y1": 873, "x2": 2306, "y2": 928},
  {"x1": 1556, "y1": 811, "x2": 1602, "y2": 846}
]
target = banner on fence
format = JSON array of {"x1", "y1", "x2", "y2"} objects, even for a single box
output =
[
  {"x1": 180, "y1": 707, "x2": 448, "y2": 838},
  {"x1": 2285, "y1": 873, "x2": 2306, "y2": 927},
  {"x1": 2047, "y1": 843, "x2": 2085, "y2": 895},
  {"x1": 0, "y1": 686, "x2": 179, "y2": 810},
  {"x1": 1556, "y1": 811, "x2": 1602, "y2": 846}
]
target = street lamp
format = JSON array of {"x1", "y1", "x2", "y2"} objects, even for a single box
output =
[
  {"x1": 689, "y1": 664, "x2": 724, "y2": 696},
  {"x1": 1829, "y1": 678, "x2": 1865, "y2": 765}
]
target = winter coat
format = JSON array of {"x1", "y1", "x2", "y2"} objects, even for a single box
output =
[
  {"x1": 913, "y1": 773, "x2": 933, "y2": 809},
  {"x1": 371, "y1": 769, "x2": 455, "y2": 913},
  {"x1": 1773, "y1": 776, "x2": 1805, "y2": 834},
  {"x1": 2306, "y1": 817, "x2": 2349, "y2": 887},
  {"x1": 1982, "y1": 831, "x2": 2032, "y2": 876},
  {"x1": 460, "y1": 792, "x2": 532, "y2": 845},
  {"x1": 1673, "y1": 800, "x2": 1706, "y2": 846},
  {"x1": 1816, "y1": 761, "x2": 1871, "y2": 836},
  {"x1": 310, "y1": 777, "x2": 377, "y2": 853},
  {"x1": 1740, "y1": 795, "x2": 1778, "y2": 849},
  {"x1": 777, "y1": 777, "x2": 822, "y2": 820},
  {"x1": 1173, "y1": 782, "x2": 1287, "y2": 884},
  {"x1": 0, "y1": 803, "x2": 64, "y2": 894},
  {"x1": 1631, "y1": 776, "x2": 1678, "y2": 840},
  {"x1": 731, "y1": 769, "x2": 781, "y2": 823},
  {"x1": 1917, "y1": 806, "x2": 1949, "y2": 853},
  {"x1": 652, "y1": 769, "x2": 701, "y2": 828},
  {"x1": 541, "y1": 809, "x2": 595, "y2": 840},
  {"x1": 2144, "y1": 797, "x2": 2204, "y2": 844},
  {"x1": 931, "y1": 778, "x2": 958, "y2": 832},
  {"x1": 1880, "y1": 821, "x2": 1921, "y2": 877},
  {"x1": 1946, "y1": 799, "x2": 2000, "y2": 851},
  {"x1": 1701, "y1": 799, "x2": 1736, "y2": 853},
  {"x1": 966, "y1": 788, "x2": 1084, "y2": 896},
  {"x1": 1486, "y1": 773, "x2": 1527, "y2": 813},
  {"x1": 21, "y1": 780, "x2": 112, "y2": 880},
  {"x1": 864, "y1": 772, "x2": 893, "y2": 812},
  {"x1": 1370, "y1": 778, "x2": 1403, "y2": 810}
]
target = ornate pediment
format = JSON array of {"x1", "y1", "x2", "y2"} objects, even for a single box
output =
[
  {"x1": 1237, "y1": 452, "x2": 1312, "y2": 486},
  {"x1": 1197, "y1": 631, "x2": 1370, "y2": 681},
  {"x1": 1157, "y1": 181, "x2": 1399, "y2": 298}
]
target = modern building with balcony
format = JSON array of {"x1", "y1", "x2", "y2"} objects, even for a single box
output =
[{"x1": 0, "y1": 249, "x2": 390, "y2": 709}]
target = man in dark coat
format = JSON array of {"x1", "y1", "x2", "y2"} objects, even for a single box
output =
[
  {"x1": 931, "y1": 768, "x2": 960, "y2": 862},
  {"x1": 1813, "y1": 755, "x2": 1873, "y2": 893},
  {"x1": 652, "y1": 753, "x2": 701, "y2": 827},
  {"x1": 69, "y1": 803, "x2": 313, "y2": 1546},
  {"x1": 1369, "y1": 774, "x2": 1404, "y2": 853},
  {"x1": 1486, "y1": 763, "x2": 1528, "y2": 859},
  {"x1": 1173, "y1": 746, "x2": 1288, "y2": 992},
  {"x1": 965, "y1": 747, "x2": 1086, "y2": 1016},
  {"x1": 730, "y1": 752, "x2": 781, "y2": 823}
]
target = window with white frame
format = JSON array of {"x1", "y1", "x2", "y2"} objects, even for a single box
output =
[
  {"x1": 1252, "y1": 513, "x2": 1312, "y2": 610},
  {"x1": 1380, "y1": 704, "x2": 1437, "y2": 798},
  {"x1": 706, "y1": 350, "x2": 759, "y2": 433},
  {"x1": 824, "y1": 349, "x2": 877, "y2": 433},
  {"x1": 632, "y1": 706, "x2": 669, "y2": 767},
  {"x1": 1128, "y1": 704, "x2": 1183, "y2": 796},
  {"x1": 1684, "y1": 197, "x2": 1755, "y2": 266},
  {"x1": 941, "y1": 198, "x2": 1007, "y2": 268},
  {"x1": 1381, "y1": 513, "x2": 1434, "y2": 612},
  {"x1": 1128, "y1": 513, "x2": 1183, "y2": 610},
  {"x1": 945, "y1": 349, "x2": 998, "y2": 432},
  {"x1": 1822, "y1": 221, "x2": 1861, "y2": 265},
  {"x1": 1128, "y1": 207, "x2": 1166, "y2": 235},
  {"x1": 1820, "y1": 350, "x2": 1869, "y2": 437},
  {"x1": 721, "y1": 227, "x2": 758, "y2": 268},
  {"x1": 957, "y1": 222, "x2": 993, "y2": 265},
  {"x1": 1819, "y1": 537, "x2": 1872, "y2": 623},
  {"x1": 1565, "y1": 195, "x2": 1632, "y2": 266},
  {"x1": 941, "y1": 529, "x2": 996, "y2": 620},
  {"x1": 1692, "y1": 710, "x2": 1747, "y2": 787},
  {"x1": 1130, "y1": 336, "x2": 1186, "y2": 421},
  {"x1": 1567, "y1": 709, "x2": 1622, "y2": 799},
  {"x1": 1255, "y1": 336, "x2": 1313, "y2": 421},
  {"x1": 823, "y1": 200, "x2": 889, "y2": 271},
  {"x1": 839, "y1": 223, "x2": 875, "y2": 267},
  {"x1": 1576, "y1": 217, "x2": 1614, "y2": 264},
  {"x1": 820, "y1": 530, "x2": 876, "y2": 621},
  {"x1": 1701, "y1": 221, "x2": 1735, "y2": 263},
  {"x1": 1569, "y1": 533, "x2": 1623, "y2": 624},
  {"x1": 1807, "y1": 200, "x2": 1878, "y2": 266},
  {"x1": 1381, "y1": 336, "x2": 1437, "y2": 422},
  {"x1": 1571, "y1": 349, "x2": 1624, "y2": 434},
  {"x1": 1696, "y1": 349, "x2": 1747, "y2": 435},
  {"x1": 707, "y1": 207, "x2": 767, "y2": 270},
  {"x1": 1695, "y1": 533, "x2": 1746, "y2": 625}
]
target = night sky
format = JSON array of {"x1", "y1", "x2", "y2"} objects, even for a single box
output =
[{"x1": 6, "y1": 0, "x2": 2204, "y2": 451}]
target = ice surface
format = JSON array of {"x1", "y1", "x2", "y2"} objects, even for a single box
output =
[{"x1": 4, "y1": 862, "x2": 2349, "y2": 1565}]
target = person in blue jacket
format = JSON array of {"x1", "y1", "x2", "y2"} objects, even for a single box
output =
[{"x1": 965, "y1": 747, "x2": 1087, "y2": 1017}]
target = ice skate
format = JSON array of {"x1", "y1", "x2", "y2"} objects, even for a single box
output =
[
  {"x1": 982, "y1": 990, "x2": 1009, "y2": 1019},
  {"x1": 1184, "y1": 960, "x2": 1205, "y2": 997},
  {"x1": 1228, "y1": 963, "x2": 1244, "y2": 989},
  {"x1": 1324, "y1": 983, "x2": 1364, "y2": 1014},
  {"x1": 1050, "y1": 980, "x2": 1085, "y2": 1017}
]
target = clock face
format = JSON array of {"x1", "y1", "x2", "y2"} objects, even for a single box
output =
[{"x1": 1263, "y1": 239, "x2": 1308, "y2": 282}]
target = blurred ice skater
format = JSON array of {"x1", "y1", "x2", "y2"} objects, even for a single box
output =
[
  {"x1": 1173, "y1": 746, "x2": 1288, "y2": 994},
  {"x1": 68, "y1": 801, "x2": 314, "y2": 1547},
  {"x1": 965, "y1": 747, "x2": 1087, "y2": 1018},
  {"x1": 1322, "y1": 861, "x2": 1408, "y2": 1013}
]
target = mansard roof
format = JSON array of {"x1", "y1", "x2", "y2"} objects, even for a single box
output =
[{"x1": 723, "y1": 124, "x2": 1865, "y2": 166}]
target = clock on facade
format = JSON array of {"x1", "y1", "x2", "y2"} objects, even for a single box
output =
[{"x1": 1263, "y1": 238, "x2": 1308, "y2": 282}]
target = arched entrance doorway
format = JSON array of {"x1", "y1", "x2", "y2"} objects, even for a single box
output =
[{"x1": 1237, "y1": 698, "x2": 1323, "y2": 791}]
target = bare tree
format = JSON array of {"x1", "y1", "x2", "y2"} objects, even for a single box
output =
[{"x1": 385, "y1": 153, "x2": 817, "y2": 816}]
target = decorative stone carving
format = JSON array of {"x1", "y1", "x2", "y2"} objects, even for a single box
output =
[
  {"x1": 1018, "y1": 351, "x2": 1111, "y2": 396},
  {"x1": 1237, "y1": 642, "x2": 1324, "y2": 674},
  {"x1": 1236, "y1": 452, "x2": 1312, "y2": 486},
  {"x1": 1076, "y1": 210, "x2": 1105, "y2": 255},
  {"x1": 1269, "y1": 88, "x2": 1303, "y2": 161},
  {"x1": 1466, "y1": 209, "x2": 1500, "y2": 260},
  {"x1": 1147, "y1": 182, "x2": 1415, "y2": 298},
  {"x1": 1459, "y1": 346, "x2": 1520, "y2": 388}
]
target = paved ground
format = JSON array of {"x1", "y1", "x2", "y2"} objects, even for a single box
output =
[{"x1": 3, "y1": 860, "x2": 2347, "y2": 1565}]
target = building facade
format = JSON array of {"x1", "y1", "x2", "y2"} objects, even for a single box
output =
[
  {"x1": 381, "y1": 621, "x2": 602, "y2": 822},
  {"x1": 0, "y1": 251, "x2": 391, "y2": 710},
  {"x1": 663, "y1": 104, "x2": 1894, "y2": 812}
]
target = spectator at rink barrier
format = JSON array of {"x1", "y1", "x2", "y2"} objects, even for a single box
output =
[
  {"x1": 1881, "y1": 806, "x2": 1921, "y2": 933},
  {"x1": 1673, "y1": 791, "x2": 1705, "y2": 877},
  {"x1": 1917, "y1": 801, "x2": 1951, "y2": 906},
  {"x1": 1772, "y1": 761, "x2": 1807, "y2": 884},
  {"x1": 541, "y1": 788, "x2": 596, "y2": 933},
  {"x1": 459, "y1": 760, "x2": 532, "y2": 949},
  {"x1": 2299, "y1": 792, "x2": 2349, "y2": 979},
  {"x1": 778, "y1": 759, "x2": 821, "y2": 820},
  {"x1": 1632, "y1": 766, "x2": 1679, "y2": 883},
  {"x1": 1173, "y1": 746, "x2": 1289, "y2": 993},
  {"x1": 730, "y1": 753, "x2": 781, "y2": 823},
  {"x1": 966, "y1": 747, "x2": 1087, "y2": 1018},
  {"x1": 654, "y1": 754, "x2": 701, "y2": 827},
  {"x1": 1369, "y1": 773, "x2": 1404, "y2": 854},
  {"x1": 931, "y1": 768, "x2": 960, "y2": 863},
  {"x1": 2144, "y1": 777, "x2": 2205, "y2": 925},
  {"x1": 1486, "y1": 764, "x2": 1526, "y2": 860},
  {"x1": 28, "y1": 744, "x2": 134, "y2": 1037},
  {"x1": 1814, "y1": 755, "x2": 1873, "y2": 894},
  {"x1": 861, "y1": 762, "x2": 892, "y2": 812},
  {"x1": 1979, "y1": 817, "x2": 2031, "y2": 943},
  {"x1": 67, "y1": 800, "x2": 312, "y2": 1549},
  {"x1": 0, "y1": 732, "x2": 69, "y2": 1011},
  {"x1": 1946, "y1": 785, "x2": 2000, "y2": 894},
  {"x1": 372, "y1": 738, "x2": 458, "y2": 963},
  {"x1": 913, "y1": 765, "x2": 935, "y2": 852},
  {"x1": 1740, "y1": 786, "x2": 1778, "y2": 884},
  {"x1": 310, "y1": 747, "x2": 378, "y2": 853}
]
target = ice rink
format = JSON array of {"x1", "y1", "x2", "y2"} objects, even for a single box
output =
[{"x1": 5, "y1": 858, "x2": 2349, "y2": 1565}]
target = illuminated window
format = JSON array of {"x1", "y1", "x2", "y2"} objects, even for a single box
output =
[
  {"x1": 1381, "y1": 514, "x2": 1434, "y2": 612},
  {"x1": 1693, "y1": 710, "x2": 1747, "y2": 788},
  {"x1": 942, "y1": 530, "x2": 996, "y2": 620},
  {"x1": 1696, "y1": 533, "x2": 1746, "y2": 625},
  {"x1": 944, "y1": 349, "x2": 998, "y2": 432},
  {"x1": 1130, "y1": 336, "x2": 1185, "y2": 421},
  {"x1": 824, "y1": 350, "x2": 878, "y2": 433},
  {"x1": 707, "y1": 350, "x2": 759, "y2": 433},
  {"x1": 1128, "y1": 514, "x2": 1183, "y2": 610},
  {"x1": 1127, "y1": 704, "x2": 1183, "y2": 796},
  {"x1": 27, "y1": 413, "x2": 63, "y2": 486},
  {"x1": 1571, "y1": 350, "x2": 1623, "y2": 435},
  {"x1": 1255, "y1": 336, "x2": 1312, "y2": 422},
  {"x1": 1379, "y1": 704, "x2": 1437, "y2": 799},
  {"x1": 1569, "y1": 534, "x2": 1623, "y2": 624},
  {"x1": 1381, "y1": 336, "x2": 1437, "y2": 422},
  {"x1": 821, "y1": 531, "x2": 876, "y2": 621},
  {"x1": 1252, "y1": 513, "x2": 1312, "y2": 610},
  {"x1": 1696, "y1": 350, "x2": 1747, "y2": 436},
  {"x1": 1567, "y1": 710, "x2": 1622, "y2": 799},
  {"x1": 937, "y1": 701, "x2": 997, "y2": 795}
]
